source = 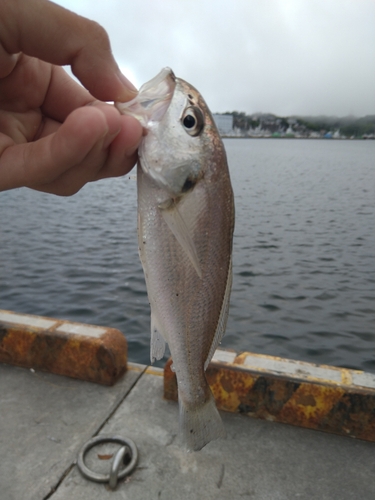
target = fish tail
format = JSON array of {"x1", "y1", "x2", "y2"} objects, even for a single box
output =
[{"x1": 179, "y1": 390, "x2": 226, "y2": 451}]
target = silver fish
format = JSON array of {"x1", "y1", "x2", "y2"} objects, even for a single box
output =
[{"x1": 116, "y1": 68, "x2": 235, "y2": 451}]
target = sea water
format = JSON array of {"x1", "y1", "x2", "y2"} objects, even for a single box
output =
[{"x1": 0, "y1": 139, "x2": 374, "y2": 372}]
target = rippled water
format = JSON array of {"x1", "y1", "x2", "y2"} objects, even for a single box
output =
[{"x1": 1, "y1": 139, "x2": 374, "y2": 372}]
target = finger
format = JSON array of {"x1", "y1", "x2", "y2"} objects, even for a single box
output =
[
  {"x1": 36, "y1": 102, "x2": 129, "y2": 142},
  {"x1": 93, "y1": 114, "x2": 143, "y2": 180},
  {"x1": 41, "y1": 113, "x2": 143, "y2": 194},
  {"x1": 0, "y1": 106, "x2": 113, "y2": 191},
  {"x1": 0, "y1": 42, "x2": 19, "y2": 78},
  {"x1": 0, "y1": 0, "x2": 137, "y2": 102},
  {"x1": 42, "y1": 65, "x2": 94, "y2": 122},
  {"x1": 0, "y1": 56, "x2": 94, "y2": 124},
  {"x1": 0, "y1": 105, "x2": 143, "y2": 195}
]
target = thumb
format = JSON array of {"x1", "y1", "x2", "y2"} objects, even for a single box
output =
[{"x1": 0, "y1": 0, "x2": 137, "y2": 102}]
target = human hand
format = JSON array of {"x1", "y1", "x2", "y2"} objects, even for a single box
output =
[{"x1": 0, "y1": 0, "x2": 143, "y2": 196}]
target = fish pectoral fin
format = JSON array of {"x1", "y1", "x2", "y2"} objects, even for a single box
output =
[
  {"x1": 159, "y1": 201, "x2": 202, "y2": 279},
  {"x1": 150, "y1": 313, "x2": 167, "y2": 363},
  {"x1": 204, "y1": 258, "x2": 233, "y2": 370}
]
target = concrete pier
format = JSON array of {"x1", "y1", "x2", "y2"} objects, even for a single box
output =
[
  {"x1": 1, "y1": 311, "x2": 374, "y2": 499},
  {"x1": 1, "y1": 362, "x2": 374, "y2": 500}
]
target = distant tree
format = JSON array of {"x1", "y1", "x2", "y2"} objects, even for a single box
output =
[
  {"x1": 279, "y1": 118, "x2": 289, "y2": 131},
  {"x1": 341, "y1": 122, "x2": 375, "y2": 137},
  {"x1": 299, "y1": 120, "x2": 325, "y2": 132}
]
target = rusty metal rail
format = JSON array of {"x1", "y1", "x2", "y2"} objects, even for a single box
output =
[
  {"x1": 0, "y1": 310, "x2": 127, "y2": 385},
  {"x1": 1, "y1": 309, "x2": 374, "y2": 441},
  {"x1": 164, "y1": 349, "x2": 375, "y2": 442}
]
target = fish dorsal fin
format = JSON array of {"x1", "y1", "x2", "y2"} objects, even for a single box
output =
[
  {"x1": 159, "y1": 200, "x2": 202, "y2": 279},
  {"x1": 204, "y1": 258, "x2": 233, "y2": 370},
  {"x1": 150, "y1": 312, "x2": 166, "y2": 363}
]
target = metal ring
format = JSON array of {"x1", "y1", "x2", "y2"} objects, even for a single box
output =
[
  {"x1": 109, "y1": 446, "x2": 128, "y2": 490},
  {"x1": 77, "y1": 435, "x2": 138, "y2": 485}
]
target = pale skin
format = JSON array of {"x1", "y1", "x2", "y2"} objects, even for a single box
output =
[{"x1": 0, "y1": 0, "x2": 143, "y2": 196}]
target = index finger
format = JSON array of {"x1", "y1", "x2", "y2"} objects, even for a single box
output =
[{"x1": 0, "y1": 0, "x2": 137, "y2": 102}]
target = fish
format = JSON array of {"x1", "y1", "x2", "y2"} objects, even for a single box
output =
[{"x1": 116, "y1": 68, "x2": 235, "y2": 451}]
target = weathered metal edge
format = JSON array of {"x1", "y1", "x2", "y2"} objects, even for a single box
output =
[
  {"x1": 164, "y1": 349, "x2": 375, "y2": 442},
  {"x1": 0, "y1": 310, "x2": 127, "y2": 386}
]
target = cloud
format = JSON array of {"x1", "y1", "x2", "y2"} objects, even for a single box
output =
[{"x1": 56, "y1": 0, "x2": 375, "y2": 116}]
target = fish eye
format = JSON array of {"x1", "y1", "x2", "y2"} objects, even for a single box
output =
[
  {"x1": 181, "y1": 106, "x2": 204, "y2": 137},
  {"x1": 183, "y1": 115, "x2": 196, "y2": 129}
]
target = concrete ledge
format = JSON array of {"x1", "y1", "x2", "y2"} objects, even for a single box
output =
[
  {"x1": 0, "y1": 310, "x2": 127, "y2": 385},
  {"x1": 164, "y1": 349, "x2": 375, "y2": 442}
]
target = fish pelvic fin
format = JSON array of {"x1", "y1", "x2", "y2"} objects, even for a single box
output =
[
  {"x1": 159, "y1": 200, "x2": 202, "y2": 279},
  {"x1": 150, "y1": 313, "x2": 166, "y2": 363},
  {"x1": 179, "y1": 390, "x2": 226, "y2": 451},
  {"x1": 204, "y1": 257, "x2": 233, "y2": 370}
]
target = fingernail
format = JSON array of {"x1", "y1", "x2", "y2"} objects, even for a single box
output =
[{"x1": 117, "y1": 73, "x2": 138, "y2": 101}]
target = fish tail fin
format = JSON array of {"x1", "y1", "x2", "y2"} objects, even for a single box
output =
[{"x1": 179, "y1": 391, "x2": 226, "y2": 451}]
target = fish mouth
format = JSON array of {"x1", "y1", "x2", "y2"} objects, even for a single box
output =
[{"x1": 115, "y1": 67, "x2": 176, "y2": 128}]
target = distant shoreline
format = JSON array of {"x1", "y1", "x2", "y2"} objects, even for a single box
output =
[
  {"x1": 221, "y1": 135, "x2": 374, "y2": 140},
  {"x1": 214, "y1": 113, "x2": 375, "y2": 140}
]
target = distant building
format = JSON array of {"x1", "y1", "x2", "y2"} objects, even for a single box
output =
[
  {"x1": 212, "y1": 114, "x2": 233, "y2": 135},
  {"x1": 333, "y1": 130, "x2": 341, "y2": 139}
]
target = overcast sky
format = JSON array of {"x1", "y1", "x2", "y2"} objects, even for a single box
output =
[{"x1": 56, "y1": 0, "x2": 375, "y2": 117}]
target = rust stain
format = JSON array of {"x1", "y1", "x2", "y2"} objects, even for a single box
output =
[
  {"x1": 279, "y1": 383, "x2": 344, "y2": 427},
  {"x1": 233, "y1": 353, "x2": 247, "y2": 365},
  {"x1": 0, "y1": 316, "x2": 127, "y2": 386},
  {"x1": 295, "y1": 394, "x2": 317, "y2": 406},
  {"x1": 207, "y1": 365, "x2": 256, "y2": 412},
  {"x1": 319, "y1": 391, "x2": 375, "y2": 440},
  {"x1": 163, "y1": 355, "x2": 375, "y2": 442},
  {"x1": 0, "y1": 328, "x2": 37, "y2": 364},
  {"x1": 98, "y1": 454, "x2": 114, "y2": 460},
  {"x1": 164, "y1": 358, "x2": 178, "y2": 401}
]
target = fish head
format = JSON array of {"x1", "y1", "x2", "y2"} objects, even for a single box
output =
[{"x1": 116, "y1": 68, "x2": 221, "y2": 199}]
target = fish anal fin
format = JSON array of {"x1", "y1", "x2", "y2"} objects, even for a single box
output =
[
  {"x1": 159, "y1": 201, "x2": 202, "y2": 279},
  {"x1": 150, "y1": 313, "x2": 166, "y2": 363}
]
